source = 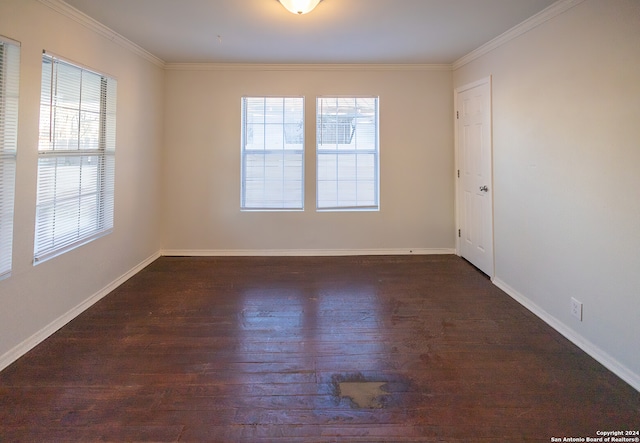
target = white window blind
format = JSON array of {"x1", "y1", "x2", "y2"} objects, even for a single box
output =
[
  {"x1": 34, "y1": 54, "x2": 117, "y2": 263},
  {"x1": 0, "y1": 37, "x2": 20, "y2": 279},
  {"x1": 317, "y1": 97, "x2": 379, "y2": 210},
  {"x1": 241, "y1": 97, "x2": 304, "y2": 210}
]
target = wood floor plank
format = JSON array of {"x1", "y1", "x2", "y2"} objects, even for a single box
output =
[{"x1": 0, "y1": 255, "x2": 638, "y2": 442}]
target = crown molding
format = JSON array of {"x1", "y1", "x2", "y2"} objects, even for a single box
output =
[
  {"x1": 38, "y1": 0, "x2": 165, "y2": 68},
  {"x1": 164, "y1": 63, "x2": 453, "y2": 72},
  {"x1": 452, "y1": 0, "x2": 586, "y2": 70}
]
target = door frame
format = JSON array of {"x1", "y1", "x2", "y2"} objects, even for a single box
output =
[{"x1": 454, "y1": 76, "x2": 495, "y2": 278}]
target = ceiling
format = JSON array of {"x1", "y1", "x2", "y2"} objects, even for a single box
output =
[{"x1": 62, "y1": 0, "x2": 558, "y2": 64}]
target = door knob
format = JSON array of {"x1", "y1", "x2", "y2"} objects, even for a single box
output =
[{"x1": 479, "y1": 185, "x2": 488, "y2": 192}]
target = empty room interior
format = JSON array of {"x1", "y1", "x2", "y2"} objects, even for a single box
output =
[{"x1": 0, "y1": 0, "x2": 639, "y2": 440}]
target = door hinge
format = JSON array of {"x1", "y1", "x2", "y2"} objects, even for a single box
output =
[
  {"x1": 458, "y1": 229, "x2": 461, "y2": 238},
  {"x1": 456, "y1": 111, "x2": 459, "y2": 119},
  {"x1": 457, "y1": 169, "x2": 460, "y2": 178}
]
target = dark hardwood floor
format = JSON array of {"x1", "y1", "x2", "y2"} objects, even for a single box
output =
[{"x1": 0, "y1": 255, "x2": 638, "y2": 442}]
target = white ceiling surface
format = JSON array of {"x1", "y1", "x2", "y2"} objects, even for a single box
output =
[{"x1": 62, "y1": 0, "x2": 558, "y2": 64}]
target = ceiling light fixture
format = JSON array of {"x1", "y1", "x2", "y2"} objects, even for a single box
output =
[{"x1": 278, "y1": 0, "x2": 322, "y2": 15}]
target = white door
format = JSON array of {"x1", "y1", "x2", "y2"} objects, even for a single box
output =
[{"x1": 455, "y1": 78, "x2": 494, "y2": 277}]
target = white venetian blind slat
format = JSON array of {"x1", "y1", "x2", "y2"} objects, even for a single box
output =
[
  {"x1": 0, "y1": 38, "x2": 20, "y2": 279},
  {"x1": 34, "y1": 54, "x2": 116, "y2": 263}
]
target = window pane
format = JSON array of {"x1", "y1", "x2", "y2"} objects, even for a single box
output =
[
  {"x1": 54, "y1": 62, "x2": 81, "y2": 108},
  {"x1": 264, "y1": 98, "x2": 284, "y2": 124},
  {"x1": 52, "y1": 105, "x2": 80, "y2": 150},
  {"x1": 80, "y1": 70, "x2": 102, "y2": 113},
  {"x1": 79, "y1": 111, "x2": 101, "y2": 150},
  {"x1": 317, "y1": 153, "x2": 337, "y2": 181},
  {"x1": 316, "y1": 97, "x2": 379, "y2": 210}
]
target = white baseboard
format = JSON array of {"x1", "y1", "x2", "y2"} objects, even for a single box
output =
[
  {"x1": 161, "y1": 248, "x2": 456, "y2": 257},
  {"x1": 0, "y1": 251, "x2": 161, "y2": 372},
  {"x1": 493, "y1": 277, "x2": 640, "y2": 393}
]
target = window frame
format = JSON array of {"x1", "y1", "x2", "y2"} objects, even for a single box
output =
[
  {"x1": 240, "y1": 96, "x2": 305, "y2": 211},
  {"x1": 0, "y1": 36, "x2": 20, "y2": 280},
  {"x1": 316, "y1": 96, "x2": 380, "y2": 211},
  {"x1": 33, "y1": 53, "x2": 117, "y2": 264}
]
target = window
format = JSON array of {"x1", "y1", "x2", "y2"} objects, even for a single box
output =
[
  {"x1": 317, "y1": 97, "x2": 379, "y2": 210},
  {"x1": 34, "y1": 54, "x2": 117, "y2": 263},
  {"x1": 241, "y1": 97, "x2": 304, "y2": 210},
  {"x1": 0, "y1": 37, "x2": 20, "y2": 279}
]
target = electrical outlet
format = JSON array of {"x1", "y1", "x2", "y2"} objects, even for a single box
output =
[{"x1": 571, "y1": 297, "x2": 583, "y2": 321}]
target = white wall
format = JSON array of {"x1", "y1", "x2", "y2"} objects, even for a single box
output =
[
  {"x1": 0, "y1": 0, "x2": 164, "y2": 368},
  {"x1": 454, "y1": 0, "x2": 640, "y2": 388},
  {"x1": 162, "y1": 66, "x2": 454, "y2": 254}
]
